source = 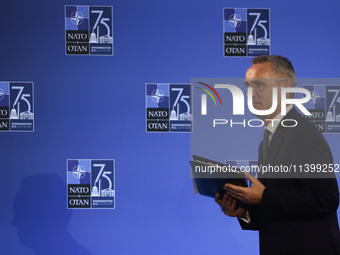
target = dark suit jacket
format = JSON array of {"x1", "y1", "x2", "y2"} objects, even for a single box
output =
[{"x1": 239, "y1": 107, "x2": 340, "y2": 255}]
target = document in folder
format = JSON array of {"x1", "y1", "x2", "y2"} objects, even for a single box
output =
[{"x1": 190, "y1": 155, "x2": 248, "y2": 208}]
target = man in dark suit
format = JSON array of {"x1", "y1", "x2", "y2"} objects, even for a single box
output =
[{"x1": 215, "y1": 55, "x2": 340, "y2": 254}]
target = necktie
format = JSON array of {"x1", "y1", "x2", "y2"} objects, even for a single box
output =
[{"x1": 263, "y1": 129, "x2": 270, "y2": 163}]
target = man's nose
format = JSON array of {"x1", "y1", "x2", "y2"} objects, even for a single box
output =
[{"x1": 252, "y1": 89, "x2": 258, "y2": 97}]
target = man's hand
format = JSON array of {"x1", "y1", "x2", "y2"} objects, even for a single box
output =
[
  {"x1": 224, "y1": 171, "x2": 265, "y2": 205},
  {"x1": 215, "y1": 193, "x2": 247, "y2": 218}
]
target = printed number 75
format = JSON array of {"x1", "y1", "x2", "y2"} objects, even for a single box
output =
[
  {"x1": 91, "y1": 10, "x2": 111, "y2": 36},
  {"x1": 12, "y1": 86, "x2": 31, "y2": 112},
  {"x1": 249, "y1": 12, "x2": 268, "y2": 38},
  {"x1": 171, "y1": 88, "x2": 190, "y2": 113}
]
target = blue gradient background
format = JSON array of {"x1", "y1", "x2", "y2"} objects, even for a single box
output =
[{"x1": 1, "y1": 0, "x2": 340, "y2": 254}]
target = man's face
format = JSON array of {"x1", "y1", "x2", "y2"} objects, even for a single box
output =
[{"x1": 245, "y1": 62, "x2": 286, "y2": 118}]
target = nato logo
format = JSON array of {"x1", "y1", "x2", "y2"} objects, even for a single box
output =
[
  {"x1": 67, "y1": 159, "x2": 115, "y2": 209},
  {"x1": 225, "y1": 160, "x2": 258, "y2": 186},
  {"x1": 0, "y1": 82, "x2": 34, "y2": 132},
  {"x1": 146, "y1": 83, "x2": 192, "y2": 133},
  {"x1": 223, "y1": 8, "x2": 270, "y2": 57},
  {"x1": 65, "y1": 6, "x2": 113, "y2": 55},
  {"x1": 303, "y1": 85, "x2": 340, "y2": 133}
]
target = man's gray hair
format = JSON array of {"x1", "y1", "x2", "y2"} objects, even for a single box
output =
[{"x1": 251, "y1": 55, "x2": 297, "y2": 90}]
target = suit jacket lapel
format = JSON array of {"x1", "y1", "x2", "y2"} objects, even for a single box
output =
[
  {"x1": 259, "y1": 107, "x2": 299, "y2": 183},
  {"x1": 259, "y1": 126, "x2": 286, "y2": 185},
  {"x1": 258, "y1": 141, "x2": 265, "y2": 182},
  {"x1": 266, "y1": 127, "x2": 286, "y2": 165}
]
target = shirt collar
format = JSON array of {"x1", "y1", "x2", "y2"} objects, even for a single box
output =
[{"x1": 266, "y1": 105, "x2": 293, "y2": 134}]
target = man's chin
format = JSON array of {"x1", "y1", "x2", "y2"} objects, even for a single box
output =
[{"x1": 251, "y1": 105, "x2": 267, "y2": 119}]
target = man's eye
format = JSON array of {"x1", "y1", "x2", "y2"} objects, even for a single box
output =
[{"x1": 254, "y1": 82, "x2": 263, "y2": 88}]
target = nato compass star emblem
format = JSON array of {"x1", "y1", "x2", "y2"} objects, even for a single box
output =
[
  {"x1": 0, "y1": 88, "x2": 4, "y2": 101},
  {"x1": 70, "y1": 11, "x2": 85, "y2": 26},
  {"x1": 310, "y1": 90, "x2": 321, "y2": 105},
  {"x1": 228, "y1": 13, "x2": 242, "y2": 28},
  {"x1": 72, "y1": 164, "x2": 86, "y2": 179},
  {"x1": 151, "y1": 89, "x2": 165, "y2": 103}
]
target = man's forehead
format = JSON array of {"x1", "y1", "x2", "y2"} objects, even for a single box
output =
[
  {"x1": 245, "y1": 62, "x2": 276, "y2": 78},
  {"x1": 244, "y1": 77, "x2": 284, "y2": 84}
]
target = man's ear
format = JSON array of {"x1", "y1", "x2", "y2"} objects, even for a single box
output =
[
  {"x1": 282, "y1": 80, "x2": 292, "y2": 88},
  {"x1": 281, "y1": 79, "x2": 294, "y2": 99}
]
